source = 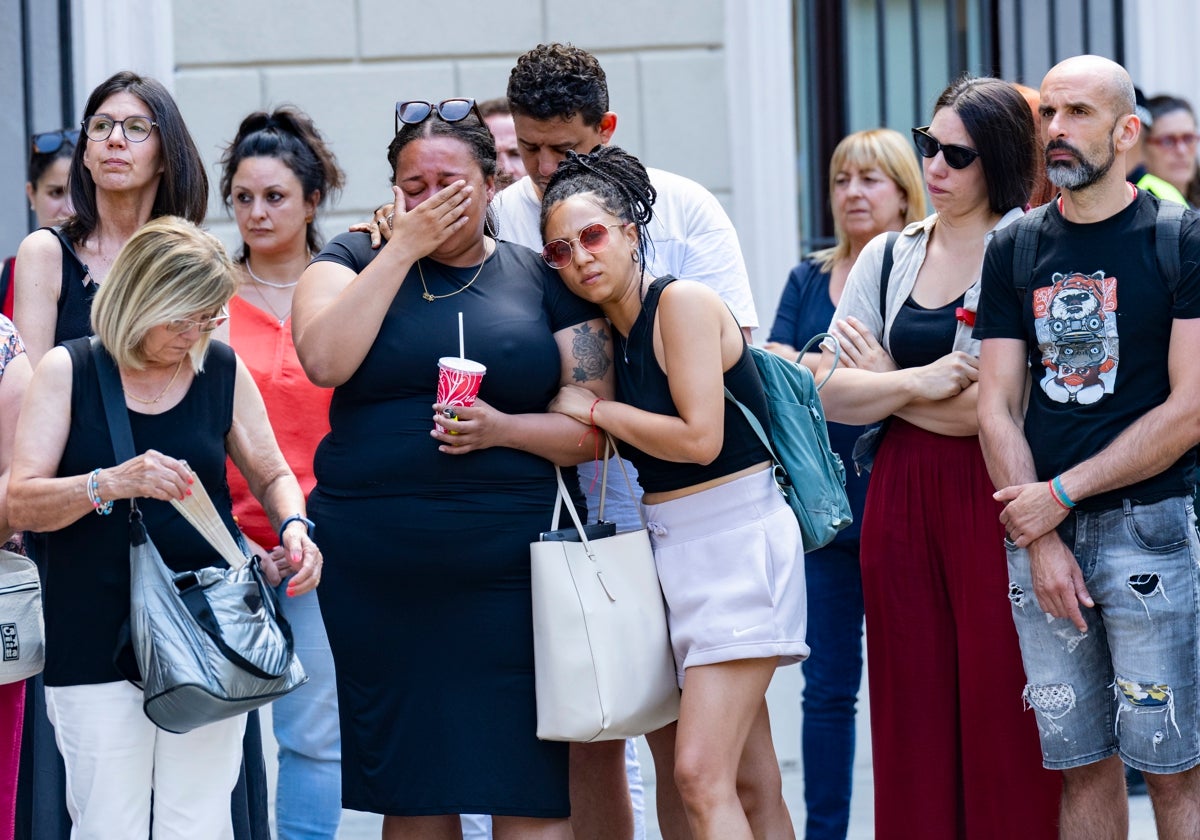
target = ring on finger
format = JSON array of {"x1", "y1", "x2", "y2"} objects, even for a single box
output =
[{"x1": 386, "y1": 213, "x2": 395, "y2": 226}]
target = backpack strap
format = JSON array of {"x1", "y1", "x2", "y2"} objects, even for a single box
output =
[
  {"x1": 879, "y1": 231, "x2": 899, "y2": 326},
  {"x1": 1155, "y1": 198, "x2": 1184, "y2": 297},
  {"x1": 1011, "y1": 203, "x2": 1052, "y2": 294}
]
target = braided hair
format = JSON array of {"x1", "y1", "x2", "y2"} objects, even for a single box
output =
[
  {"x1": 220, "y1": 106, "x2": 345, "y2": 259},
  {"x1": 540, "y1": 145, "x2": 657, "y2": 269}
]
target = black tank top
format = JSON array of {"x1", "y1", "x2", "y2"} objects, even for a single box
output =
[
  {"x1": 44, "y1": 227, "x2": 97, "y2": 346},
  {"x1": 615, "y1": 276, "x2": 771, "y2": 494},
  {"x1": 42, "y1": 338, "x2": 238, "y2": 686}
]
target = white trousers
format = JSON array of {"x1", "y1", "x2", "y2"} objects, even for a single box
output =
[{"x1": 44, "y1": 680, "x2": 246, "y2": 840}]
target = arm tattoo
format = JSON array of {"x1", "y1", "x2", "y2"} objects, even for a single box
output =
[{"x1": 570, "y1": 322, "x2": 611, "y2": 383}]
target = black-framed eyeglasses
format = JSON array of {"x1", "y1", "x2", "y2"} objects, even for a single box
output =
[
  {"x1": 541, "y1": 223, "x2": 625, "y2": 270},
  {"x1": 81, "y1": 114, "x2": 158, "y2": 143},
  {"x1": 31, "y1": 129, "x2": 80, "y2": 155},
  {"x1": 165, "y1": 308, "x2": 229, "y2": 334},
  {"x1": 394, "y1": 99, "x2": 483, "y2": 134},
  {"x1": 911, "y1": 127, "x2": 980, "y2": 170}
]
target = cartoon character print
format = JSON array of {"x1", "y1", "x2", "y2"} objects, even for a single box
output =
[{"x1": 1032, "y1": 271, "x2": 1118, "y2": 405}]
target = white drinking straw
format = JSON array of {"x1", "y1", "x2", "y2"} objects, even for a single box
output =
[{"x1": 458, "y1": 311, "x2": 465, "y2": 359}]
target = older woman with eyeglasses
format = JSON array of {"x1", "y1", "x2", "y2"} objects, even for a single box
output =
[
  {"x1": 8, "y1": 216, "x2": 321, "y2": 839},
  {"x1": 1143, "y1": 94, "x2": 1200, "y2": 208},
  {"x1": 13, "y1": 70, "x2": 208, "y2": 367},
  {"x1": 815, "y1": 77, "x2": 1061, "y2": 839},
  {"x1": 292, "y1": 99, "x2": 612, "y2": 838}
]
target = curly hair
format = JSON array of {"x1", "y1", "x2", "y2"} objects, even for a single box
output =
[
  {"x1": 540, "y1": 146, "x2": 656, "y2": 268},
  {"x1": 219, "y1": 105, "x2": 345, "y2": 259},
  {"x1": 507, "y1": 43, "x2": 609, "y2": 127}
]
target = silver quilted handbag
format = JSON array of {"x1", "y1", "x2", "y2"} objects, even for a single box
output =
[
  {"x1": 128, "y1": 505, "x2": 307, "y2": 734},
  {"x1": 94, "y1": 337, "x2": 306, "y2": 733},
  {"x1": 0, "y1": 549, "x2": 44, "y2": 684}
]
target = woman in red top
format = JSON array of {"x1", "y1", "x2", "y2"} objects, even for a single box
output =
[{"x1": 219, "y1": 106, "x2": 344, "y2": 840}]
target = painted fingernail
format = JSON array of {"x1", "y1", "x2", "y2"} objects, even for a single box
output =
[{"x1": 185, "y1": 489, "x2": 192, "y2": 496}]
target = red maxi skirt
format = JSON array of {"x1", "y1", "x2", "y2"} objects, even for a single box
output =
[{"x1": 860, "y1": 419, "x2": 1061, "y2": 839}]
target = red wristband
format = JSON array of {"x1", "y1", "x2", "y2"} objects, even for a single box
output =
[
  {"x1": 1048, "y1": 479, "x2": 1071, "y2": 511},
  {"x1": 589, "y1": 398, "x2": 603, "y2": 427}
]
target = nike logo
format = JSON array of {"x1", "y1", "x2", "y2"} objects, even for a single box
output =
[{"x1": 732, "y1": 625, "x2": 762, "y2": 637}]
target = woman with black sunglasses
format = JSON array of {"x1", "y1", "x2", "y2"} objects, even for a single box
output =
[
  {"x1": 292, "y1": 99, "x2": 613, "y2": 837},
  {"x1": 814, "y1": 77, "x2": 1061, "y2": 839}
]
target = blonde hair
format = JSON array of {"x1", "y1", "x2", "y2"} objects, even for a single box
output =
[
  {"x1": 91, "y1": 216, "x2": 237, "y2": 371},
  {"x1": 813, "y1": 128, "x2": 927, "y2": 272}
]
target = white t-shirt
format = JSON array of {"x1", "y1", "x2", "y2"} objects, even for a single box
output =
[{"x1": 493, "y1": 168, "x2": 759, "y2": 329}]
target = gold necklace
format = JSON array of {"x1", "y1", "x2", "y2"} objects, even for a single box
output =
[
  {"x1": 416, "y1": 244, "x2": 489, "y2": 302},
  {"x1": 248, "y1": 280, "x2": 290, "y2": 326},
  {"x1": 125, "y1": 359, "x2": 185, "y2": 405}
]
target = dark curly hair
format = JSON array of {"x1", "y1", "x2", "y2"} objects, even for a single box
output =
[
  {"x1": 507, "y1": 43, "x2": 609, "y2": 127},
  {"x1": 386, "y1": 110, "x2": 498, "y2": 236},
  {"x1": 541, "y1": 146, "x2": 656, "y2": 268},
  {"x1": 933, "y1": 76, "x2": 1036, "y2": 214},
  {"x1": 220, "y1": 106, "x2": 345, "y2": 259},
  {"x1": 62, "y1": 70, "x2": 208, "y2": 245}
]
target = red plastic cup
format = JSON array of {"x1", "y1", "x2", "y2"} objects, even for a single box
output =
[{"x1": 435, "y1": 357, "x2": 486, "y2": 431}]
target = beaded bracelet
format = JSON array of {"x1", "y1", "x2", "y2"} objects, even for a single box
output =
[{"x1": 88, "y1": 468, "x2": 113, "y2": 516}]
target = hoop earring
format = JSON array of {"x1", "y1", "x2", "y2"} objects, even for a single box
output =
[{"x1": 631, "y1": 250, "x2": 639, "y2": 264}]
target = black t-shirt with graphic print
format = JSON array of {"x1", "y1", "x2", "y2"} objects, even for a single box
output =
[{"x1": 975, "y1": 191, "x2": 1200, "y2": 511}]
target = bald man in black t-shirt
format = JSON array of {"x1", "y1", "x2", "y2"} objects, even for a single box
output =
[{"x1": 976, "y1": 55, "x2": 1200, "y2": 838}]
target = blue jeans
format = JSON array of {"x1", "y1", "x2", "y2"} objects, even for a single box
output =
[
  {"x1": 275, "y1": 587, "x2": 341, "y2": 839},
  {"x1": 800, "y1": 537, "x2": 864, "y2": 840},
  {"x1": 1007, "y1": 496, "x2": 1200, "y2": 773}
]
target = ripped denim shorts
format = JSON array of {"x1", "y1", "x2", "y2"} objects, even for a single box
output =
[{"x1": 1006, "y1": 495, "x2": 1200, "y2": 773}]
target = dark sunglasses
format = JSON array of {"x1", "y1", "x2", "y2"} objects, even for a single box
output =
[
  {"x1": 912, "y1": 127, "x2": 980, "y2": 169},
  {"x1": 31, "y1": 128, "x2": 80, "y2": 155},
  {"x1": 394, "y1": 99, "x2": 483, "y2": 133},
  {"x1": 542, "y1": 223, "x2": 624, "y2": 270}
]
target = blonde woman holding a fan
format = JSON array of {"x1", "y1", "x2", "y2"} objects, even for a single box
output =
[{"x1": 8, "y1": 216, "x2": 321, "y2": 840}]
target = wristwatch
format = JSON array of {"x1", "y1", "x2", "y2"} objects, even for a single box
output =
[{"x1": 278, "y1": 514, "x2": 315, "y2": 545}]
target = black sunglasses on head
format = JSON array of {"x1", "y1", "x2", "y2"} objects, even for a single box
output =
[
  {"x1": 912, "y1": 127, "x2": 980, "y2": 169},
  {"x1": 394, "y1": 99, "x2": 483, "y2": 134},
  {"x1": 32, "y1": 128, "x2": 80, "y2": 155}
]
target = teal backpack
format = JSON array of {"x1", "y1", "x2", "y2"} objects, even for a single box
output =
[{"x1": 725, "y1": 338, "x2": 853, "y2": 551}]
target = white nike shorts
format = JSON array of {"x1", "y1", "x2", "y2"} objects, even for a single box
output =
[{"x1": 642, "y1": 467, "x2": 809, "y2": 686}]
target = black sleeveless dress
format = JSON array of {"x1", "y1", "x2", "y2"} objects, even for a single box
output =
[
  {"x1": 309, "y1": 233, "x2": 599, "y2": 817},
  {"x1": 42, "y1": 339, "x2": 238, "y2": 687}
]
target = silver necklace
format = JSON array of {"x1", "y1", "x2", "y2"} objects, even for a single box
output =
[{"x1": 245, "y1": 255, "x2": 307, "y2": 289}]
